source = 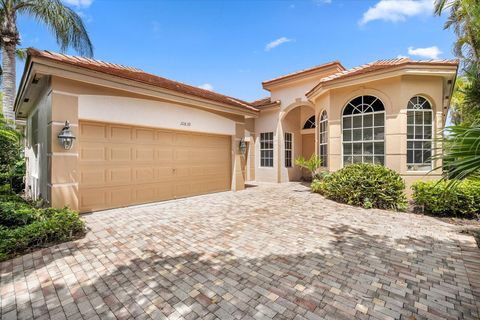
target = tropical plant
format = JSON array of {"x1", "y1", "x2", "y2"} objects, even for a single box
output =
[
  {"x1": 435, "y1": 0, "x2": 480, "y2": 180},
  {"x1": 412, "y1": 179, "x2": 480, "y2": 218},
  {"x1": 442, "y1": 125, "x2": 480, "y2": 180},
  {"x1": 312, "y1": 163, "x2": 407, "y2": 211},
  {"x1": 0, "y1": 0, "x2": 94, "y2": 120},
  {"x1": 295, "y1": 154, "x2": 322, "y2": 179}
]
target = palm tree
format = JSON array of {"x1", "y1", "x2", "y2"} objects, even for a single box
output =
[
  {"x1": 435, "y1": 0, "x2": 480, "y2": 180},
  {"x1": 0, "y1": 0, "x2": 93, "y2": 121}
]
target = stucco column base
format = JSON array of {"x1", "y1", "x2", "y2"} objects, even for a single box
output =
[{"x1": 49, "y1": 92, "x2": 79, "y2": 211}]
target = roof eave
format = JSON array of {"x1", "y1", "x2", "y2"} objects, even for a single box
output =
[{"x1": 306, "y1": 63, "x2": 459, "y2": 100}]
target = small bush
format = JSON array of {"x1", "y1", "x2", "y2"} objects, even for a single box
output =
[
  {"x1": 412, "y1": 180, "x2": 480, "y2": 218},
  {"x1": 0, "y1": 196, "x2": 85, "y2": 261},
  {"x1": 312, "y1": 163, "x2": 407, "y2": 211}
]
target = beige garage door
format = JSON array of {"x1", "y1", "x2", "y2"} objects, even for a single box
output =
[{"x1": 78, "y1": 121, "x2": 231, "y2": 212}]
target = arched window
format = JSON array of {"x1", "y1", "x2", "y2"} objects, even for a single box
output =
[
  {"x1": 303, "y1": 116, "x2": 316, "y2": 129},
  {"x1": 319, "y1": 110, "x2": 328, "y2": 167},
  {"x1": 342, "y1": 95, "x2": 385, "y2": 165},
  {"x1": 407, "y1": 96, "x2": 433, "y2": 171}
]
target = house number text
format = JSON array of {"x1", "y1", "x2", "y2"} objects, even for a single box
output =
[{"x1": 180, "y1": 121, "x2": 191, "y2": 127}]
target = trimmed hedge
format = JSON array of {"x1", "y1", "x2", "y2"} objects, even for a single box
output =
[
  {"x1": 0, "y1": 196, "x2": 85, "y2": 261},
  {"x1": 311, "y1": 163, "x2": 407, "y2": 211},
  {"x1": 412, "y1": 180, "x2": 480, "y2": 218}
]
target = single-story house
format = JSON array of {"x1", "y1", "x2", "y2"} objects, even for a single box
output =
[{"x1": 15, "y1": 48, "x2": 458, "y2": 212}]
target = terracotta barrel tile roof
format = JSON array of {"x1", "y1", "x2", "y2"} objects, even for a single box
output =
[
  {"x1": 317, "y1": 57, "x2": 459, "y2": 85},
  {"x1": 27, "y1": 48, "x2": 258, "y2": 112},
  {"x1": 262, "y1": 60, "x2": 345, "y2": 86},
  {"x1": 250, "y1": 97, "x2": 280, "y2": 108}
]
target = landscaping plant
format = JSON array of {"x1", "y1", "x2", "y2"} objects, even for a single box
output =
[
  {"x1": 0, "y1": 195, "x2": 85, "y2": 261},
  {"x1": 295, "y1": 154, "x2": 322, "y2": 180},
  {"x1": 412, "y1": 179, "x2": 480, "y2": 218},
  {"x1": 312, "y1": 163, "x2": 407, "y2": 211}
]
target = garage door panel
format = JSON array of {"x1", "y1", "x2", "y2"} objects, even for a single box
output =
[
  {"x1": 79, "y1": 121, "x2": 231, "y2": 212},
  {"x1": 80, "y1": 144, "x2": 106, "y2": 162},
  {"x1": 135, "y1": 128, "x2": 155, "y2": 142},
  {"x1": 80, "y1": 123, "x2": 107, "y2": 141},
  {"x1": 109, "y1": 167, "x2": 132, "y2": 184},
  {"x1": 80, "y1": 168, "x2": 106, "y2": 186},
  {"x1": 135, "y1": 148, "x2": 155, "y2": 161},
  {"x1": 110, "y1": 187, "x2": 134, "y2": 207},
  {"x1": 110, "y1": 126, "x2": 132, "y2": 141},
  {"x1": 109, "y1": 146, "x2": 132, "y2": 161}
]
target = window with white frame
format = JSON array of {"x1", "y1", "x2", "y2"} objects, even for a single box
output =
[
  {"x1": 407, "y1": 96, "x2": 433, "y2": 171},
  {"x1": 284, "y1": 132, "x2": 293, "y2": 167},
  {"x1": 303, "y1": 116, "x2": 316, "y2": 129},
  {"x1": 342, "y1": 95, "x2": 385, "y2": 165},
  {"x1": 260, "y1": 132, "x2": 274, "y2": 167},
  {"x1": 319, "y1": 110, "x2": 328, "y2": 167}
]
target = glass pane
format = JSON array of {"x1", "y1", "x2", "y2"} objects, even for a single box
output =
[
  {"x1": 407, "y1": 150, "x2": 413, "y2": 163},
  {"x1": 423, "y1": 149, "x2": 431, "y2": 162},
  {"x1": 407, "y1": 126, "x2": 414, "y2": 139},
  {"x1": 353, "y1": 143, "x2": 362, "y2": 155},
  {"x1": 374, "y1": 142, "x2": 384, "y2": 154},
  {"x1": 374, "y1": 127, "x2": 384, "y2": 140},
  {"x1": 343, "y1": 144, "x2": 352, "y2": 155},
  {"x1": 363, "y1": 128, "x2": 373, "y2": 140},
  {"x1": 352, "y1": 129, "x2": 362, "y2": 141},
  {"x1": 414, "y1": 141, "x2": 423, "y2": 149},
  {"x1": 407, "y1": 112, "x2": 414, "y2": 125},
  {"x1": 363, "y1": 114, "x2": 373, "y2": 127},
  {"x1": 343, "y1": 129, "x2": 352, "y2": 141},
  {"x1": 407, "y1": 141, "x2": 413, "y2": 149},
  {"x1": 363, "y1": 156, "x2": 373, "y2": 164},
  {"x1": 353, "y1": 156, "x2": 363, "y2": 163},
  {"x1": 414, "y1": 150, "x2": 422, "y2": 163},
  {"x1": 424, "y1": 126, "x2": 432, "y2": 139},
  {"x1": 415, "y1": 126, "x2": 423, "y2": 139},
  {"x1": 414, "y1": 112, "x2": 423, "y2": 124},
  {"x1": 353, "y1": 116, "x2": 362, "y2": 128},
  {"x1": 374, "y1": 156, "x2": 384, "y2": 165},
  {"x1": 343, "y1": 117, "x2": 351, "y2": 129},
  {"x1": 424, "y1": 112, "x2": 432, "y2": 125},
  {"x1": 344, "y1": 156, "x2": 352, "y2": 164},
  {"x1": 364, "y1": 143, "x2": 373, "y2": 155},
  {"x1": 374, "y1": 114, "x2": 384, "y2": 126}
]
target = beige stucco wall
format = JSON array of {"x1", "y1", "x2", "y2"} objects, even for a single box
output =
[
  {"x1": 24, "y1": 76, "x2": 250, "y2": 211},
  {"x1": 312, "y1": 75, "x2": 444, "y2": 189},
  {"x1": 25, "y1": 80, "x2": 52, "y2": 202}
]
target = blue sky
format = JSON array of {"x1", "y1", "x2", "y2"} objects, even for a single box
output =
[{"x1": 17, "y1": 0, "x2": 455, "y2": 101}]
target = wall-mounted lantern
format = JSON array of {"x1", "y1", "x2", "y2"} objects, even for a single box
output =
[
  {"x1": 57, "y1": 121, "x2": 76, "y2": 150},
  {"x1": 239, "y1": 138, "x2": 247, "y2": 155}
]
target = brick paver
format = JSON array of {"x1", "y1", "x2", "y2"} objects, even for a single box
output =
[{"x1": 1, "y1": 182, "x2": 479, "y2": 319}]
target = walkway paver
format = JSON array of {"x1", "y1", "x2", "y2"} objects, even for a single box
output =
[{"x1": 1, "y1": 182, "x2": 479, "y2": 319}]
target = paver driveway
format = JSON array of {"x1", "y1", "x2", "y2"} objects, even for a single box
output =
[{"x1": 1, "y1": 183, "x2": 480, "y2": 320}]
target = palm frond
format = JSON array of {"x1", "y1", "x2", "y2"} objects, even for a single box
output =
[{"x1": 16, "y1": 0, "x2": 93, "y2": 57}]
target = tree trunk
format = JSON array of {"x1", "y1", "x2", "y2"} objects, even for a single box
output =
[{"x1": 2, "y1": 42, "x2": 16, "y2": 122}]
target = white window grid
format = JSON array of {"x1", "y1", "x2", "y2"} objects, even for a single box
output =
[
  {"x1": 342, "y1": 96, "x2": 385, "y2": 166},
  {"x1": 319, "y1": 111, "x2": 328, "y2": 167},
  {"x1": 407, "y1": 96, "x2": 433, "y2": 171},
  {"x1": 260, "y1": 132, "x2": 274, "y2": 167},
  {"x1": 303, "y1": 116, "x2": 316, "y2": 129},
  {"x1": 284, "y1": 132, "x2": 293, "y2": 168}
]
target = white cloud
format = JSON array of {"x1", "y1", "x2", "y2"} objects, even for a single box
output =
[
  {"x1": 198, "y1": 83, "x2": 214, "y2": 91},
  {"x1": 360, "y1": 0, "x2": 433, "y2": 25},
  {"x1": 76, "y1": 11, "x2": 93, "y2": 23},
  {"x1": 63, "y1": 0, "x2": 93, "y2": 8},
  {"x1": 313, "y1": 0, "x2": 332, "y2": 5},
  {"x1": 396, "y1": 54, "x2": 408, "y2": 59},
  {"x1": 407, "y1": 46, "x2": 442, "y2": 59},
  {"x1": 265, "y1": 37, "x2": 293, "y2": 51}
]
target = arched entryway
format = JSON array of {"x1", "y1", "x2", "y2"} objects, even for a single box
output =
[{"x1": 280, "y1": 102, "x2": 316, "y2": 181}]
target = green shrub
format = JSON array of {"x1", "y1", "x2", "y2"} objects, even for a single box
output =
[
  {"x1": 412, "y1": 180, "x2": 480, "y2": 218},
  {"x1": 312, "y1": 163, "x2": 407, "y2": 211},
  {"x1": 0, "y1": 200, "x2": 85, "y2": 261}
]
